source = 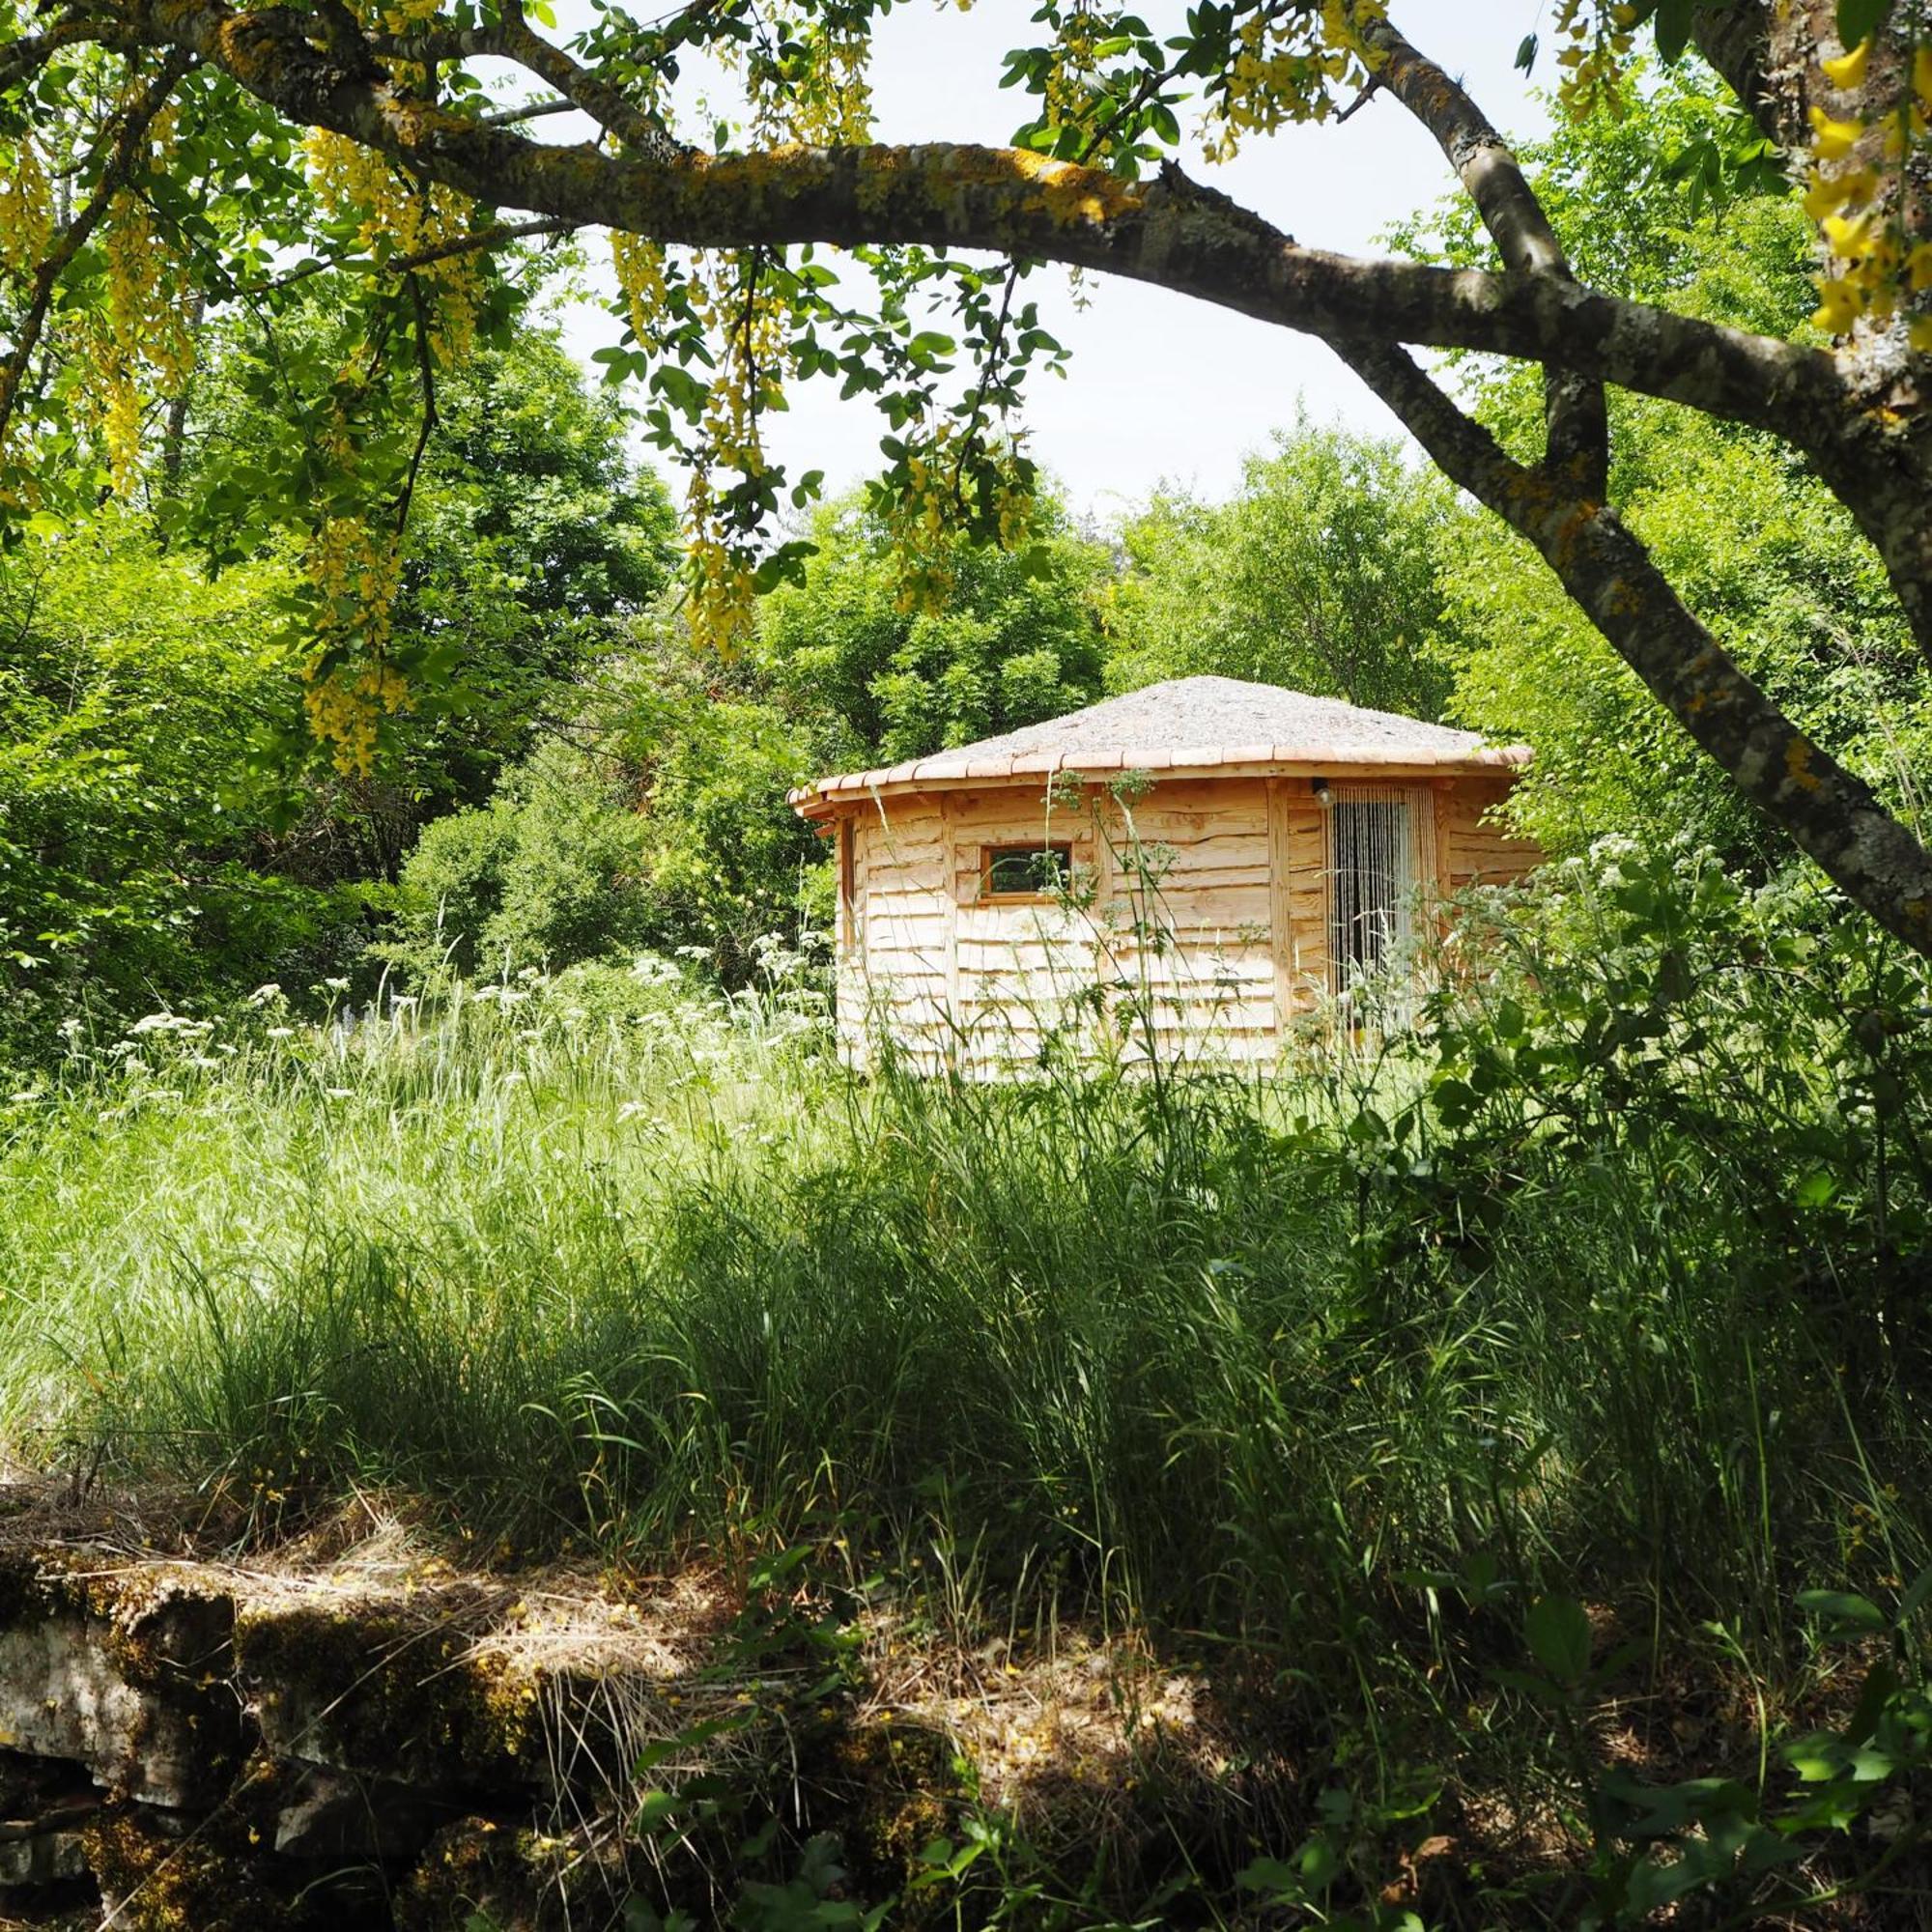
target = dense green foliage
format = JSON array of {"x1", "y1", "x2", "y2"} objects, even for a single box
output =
[
  {"x1": 1103, "y1": 416, "x2": 1464, "y2": 720},
  {"x1": 0, "y1": 518, "x2": 338, "y2": 1062},
  {"x1": 384, "y1": 490, "x2": 1109, "y2": 985},
  {"x1": 0, "y1": 326, "x2": 677, "y2": 1055},
  {"x1": 756, "y1": 494, "x2": 1109, "y2": 768}
]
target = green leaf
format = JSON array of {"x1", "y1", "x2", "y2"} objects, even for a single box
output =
[
  {"x1": 1793, "y1": 1169, "x2": 1838, "y2": 1208},
  {"x1": 1837, "y1": 0, "x2": 1891, "y2": 49},
  {"x1": 1653, "y1": 0, "x2": 1695, "y2": 62},
  {"x1": 1796, "y1": 1587, "x2": 1887, "y2": 1629},
  {"x1": 1525, "y1": 1593, "x2": 1592, "y2": 1684},
  {"x1": 1235, "y1": 1855, "x2": 1303, "y2": 1901},
  {"x1": 1899, "y1": 1560, "x2": 1932, "y2": 1624}
]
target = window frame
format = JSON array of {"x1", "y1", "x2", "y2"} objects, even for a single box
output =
[
  {"x1": 837, "y1": 817, "x2": 857, "y2": 952},
  {"x1": 980, "y1": 840, "x2": 1074, "y2": 903}
]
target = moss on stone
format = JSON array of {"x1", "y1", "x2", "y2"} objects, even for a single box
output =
[
  {"x1": 234, "y1": 1598, "x2": 539, "y2": 1792},
  {"x1": 82, "y1": 1805, "x2": 284, "y2": 1932},
  {"x1": 393, "y1": 1816, "x2": 556, "y2": 1932},
  {"x1": 804, "y1": 1714, "x2": 964, "y2": 1919}
]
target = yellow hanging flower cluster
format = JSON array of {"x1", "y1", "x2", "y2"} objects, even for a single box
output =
[
  {"x1": 377, "y1": 0, "x2": 441, "y2": 35},
  {"x1": 305, "y1": 130, "x2": 483, "y2": 367},
  {"x1": 699, "y1": 255, "x2": 791, "y2": 476},
  {"x1": 0, "y1": 137, "x2": 51, "y2": 279},
  {"x1": 1550, "y1": 0, "x2": 1639, "y2": 121},
  {"x1": 990, "y1": 457, "x2": 1036, "y2": 552},
  {"x1": 69, "y1": 99, "x2": 197, "y2": 496},
  {"x1": 1803, "y1": 38, "x2": 1932, "y2": 346},
  {"x1": 1041, "y1": 2, "x2": 1102, "y2": 131},
  {"x1": 721, "y1": 24, "x2": 873, "y2": 145},
  {"x1": 303, "y1": 660, "x2": 413, "y2": 776},
  {"x1": 99, "y1": 189, "x2": 196, "y2": 493},
  {"x1": 779, "y1": 27, "x2": 873, "y2": 143},
  {"x1": 611, "y1": 231, "x2": 673, "y2": 353},
  {"x1": 684, "y1": 468, "x2": 758, "y2": 655},
  {"x1": 301, "y1": 517, "x2": 412, "y2": 775},
  {"x1": 890, "y1": 424, "x2": 965, "y2": 613},
  {"x1": 681, "y1": 248, "x2": 799, "y2": 651},
  {"x1": 875, "y1": 425, "x2": 1037, "y2": 616},
  {"x1": 1204, "y1": 0, "x2": 1385, "y2": 162}
]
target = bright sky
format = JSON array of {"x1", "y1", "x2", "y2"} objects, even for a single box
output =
[{"x1": 546, "y1": 3, "x2": 1550, "y2": 517}]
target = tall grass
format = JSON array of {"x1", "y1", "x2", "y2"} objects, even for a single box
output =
[{"x1": 3, "y1": 852, "x2": 1931, "y2": 1830}]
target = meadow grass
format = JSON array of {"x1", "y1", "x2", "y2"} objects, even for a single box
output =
[{"x1": 4, "y1": 865, "x2": 1931, "y2": 1916}]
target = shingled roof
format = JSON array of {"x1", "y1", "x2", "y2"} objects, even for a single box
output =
[{"x1": 790, "y1": 675, "x2": 1529, "y2": 814}]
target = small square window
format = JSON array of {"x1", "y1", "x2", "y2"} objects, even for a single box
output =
[{"x1": 982, "y1": 843, "x2": 1071, "y2": 898}]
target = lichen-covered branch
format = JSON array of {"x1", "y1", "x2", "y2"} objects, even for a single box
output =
[
  {"x1": 1348, "y1": 340, "x2": 1932, "y2": 957},
  {"x1": 77, "y1": 0, "x2": 1852, "y2": 457},
  {"x1": 1359, "y1": 15, "x2": 1607, "y2": 497}
]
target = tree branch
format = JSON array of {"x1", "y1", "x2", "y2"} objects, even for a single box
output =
[
  {"x1": 100, "y1": 4, "x2": 1853, "y2": 452},
  {"x1": 488, "y1": 12, "x2": 683, "y2": 160},
  {"x1": 1358, "y1": 14, "x2": 1607, "y2": 497},
  {"x1": 479, "y1": 97, "x2": 574, "y2": 128},
  {"x1": 1343, "y1": 340, "x2": 1932, "y2": 955},
  {"x1": 0, "y1": 14, "x2": 133, "y2": 93},
  {"x1": 394, "y1": 271, "x2": 438, "y2": 534},
  {"x1": 251, "y1": 214, "x2": 578, "y2": 294},
  {"x1": 1690, "y1": 0, "x2": 1793, "y2": 150}
]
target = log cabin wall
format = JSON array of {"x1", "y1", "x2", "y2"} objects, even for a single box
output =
[
  {"x1": 1091, "y1": 777, "x2": 1279, "y2": 1064},
  {"x1": 838, "y1": 795, "x2": 950, "y2": 1068},
  {"x1": 831, "y1": 769, "x2": 1540, "y2": 1070},
  {"x1": 1443, "y1": 774, "x2": 1541, "y2": 890},
  {"x1": 946, "y1": 785, "x2": 1097, "y2": 1066}
]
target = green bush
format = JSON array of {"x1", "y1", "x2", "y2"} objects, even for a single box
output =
[
  {"x1": 0, "y1": 514, "x2": 365, "y2": 1061},
  {"x1": 381, "y1": 738, "x2": 657, "y2": 982}
]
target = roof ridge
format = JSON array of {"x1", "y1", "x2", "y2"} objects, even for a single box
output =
[{"x1": 788, "y1": 674, "x2": 1530, "y2": 813}]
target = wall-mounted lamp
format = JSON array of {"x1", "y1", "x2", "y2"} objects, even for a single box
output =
[{"x1": 1311, "y1": 778, "x2": 1333, "y2": 810}]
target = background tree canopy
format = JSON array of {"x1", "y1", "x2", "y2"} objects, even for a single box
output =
[
  {"x1": 1103, "y1": 416, "x2": 1463, "y2": 723},
  {"x1": 9, "y1": 2, "x2": 1932, "y2": 948}
]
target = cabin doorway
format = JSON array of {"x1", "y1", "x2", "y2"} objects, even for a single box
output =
[{"x1": 1325, "y1": 784, "x2": 1435, "y2": 996}]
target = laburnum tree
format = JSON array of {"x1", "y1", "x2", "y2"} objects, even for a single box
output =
[{"x1": 9, "y1": 2, "x2": 1932, "y2": 950}]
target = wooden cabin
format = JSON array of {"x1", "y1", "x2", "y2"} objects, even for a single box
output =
[{"x1": 789, "y1": 676, "x2": 1538, "y2": 1068}]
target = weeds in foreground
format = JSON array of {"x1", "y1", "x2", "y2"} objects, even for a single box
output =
[{"x1": 4, "y1": 847, "x2": 1932, "y2": 1922}]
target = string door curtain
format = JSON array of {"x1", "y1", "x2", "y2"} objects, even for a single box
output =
[{"x1": 1326, "y1": 784, "x2": 1435, "y2": 998}]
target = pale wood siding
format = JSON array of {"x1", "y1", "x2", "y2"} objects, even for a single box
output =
[
  {"x1": 839, "y1": 796, "x2": 952, "y2": 1066},
  {"x1": 1276, "y1": 786, "x2": 1330, "y2": 1018},
  {"x1": 1444, "y1": 776, "x2": 1539, "y2": 890},
  {"x1": 949, "y1": 785, "x2": 1098, "y2": 1066},
  {"x1": 1092, "y1": 779, "x2": 1279, "y2": 1063},
  {"x1": 830, "y1": 766, "x2": 1540, "y2": 1070}
]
